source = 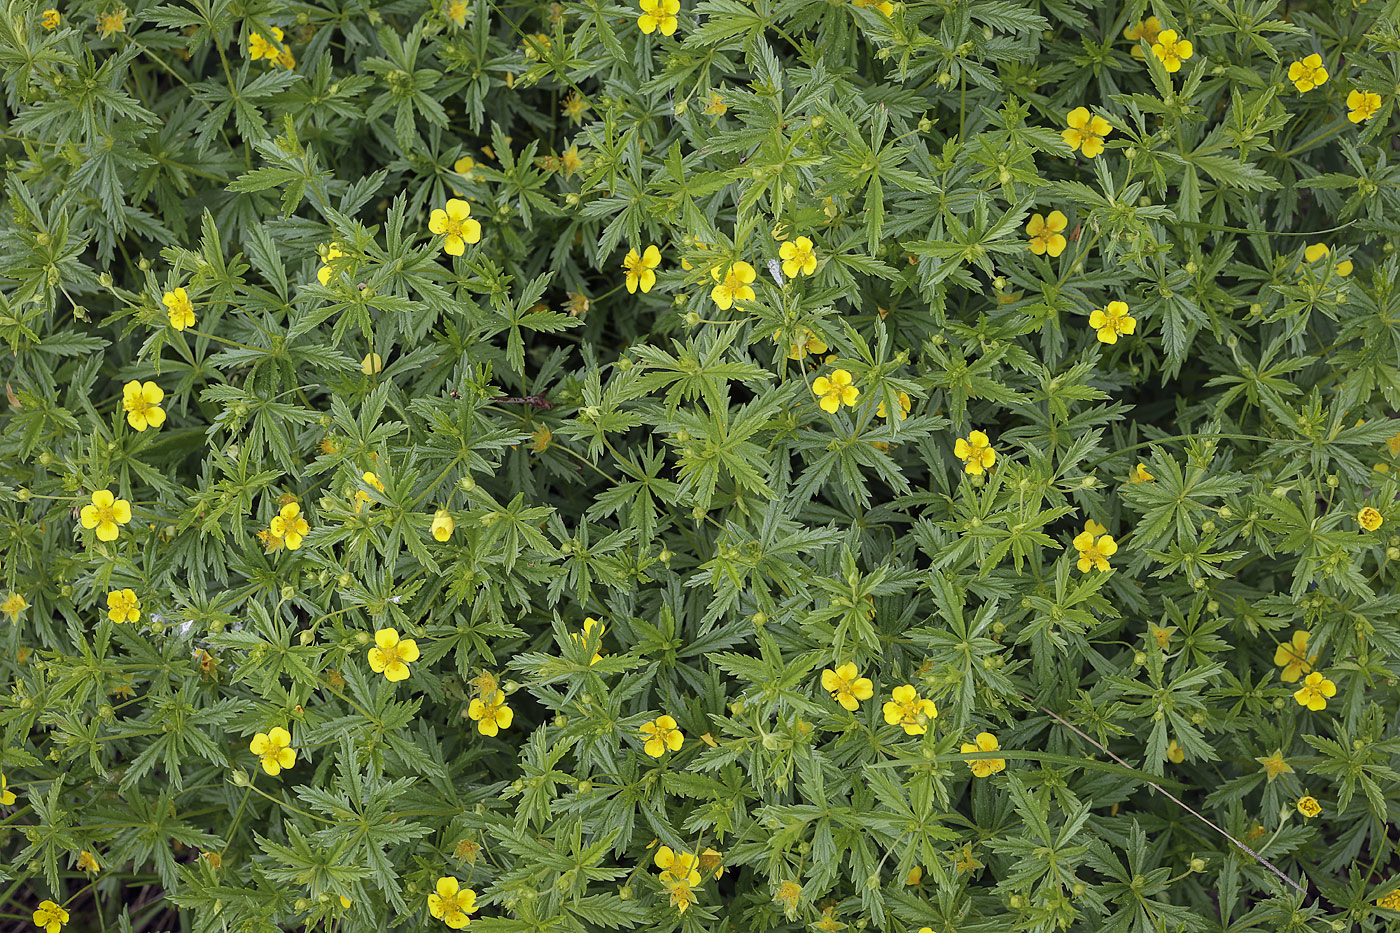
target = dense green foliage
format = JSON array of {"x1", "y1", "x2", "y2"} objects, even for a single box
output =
[{"x1": 3, "y1": 0, "x2": 1400, "y2": 931}]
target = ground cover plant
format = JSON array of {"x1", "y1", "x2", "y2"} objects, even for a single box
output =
[{"x1": 2, "y1": 0, "x2": 1400, "y2": 931}]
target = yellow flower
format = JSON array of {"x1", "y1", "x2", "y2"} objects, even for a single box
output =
[
  {"x1": 96, "y1": 7, "x2": 125, "y2": 36},
  {"x1": 269, "y1": 502, "x2": 309, "y2": 549},
  {"x1": 427, "y1": 876, "x2": 478, "y2": 929},
  {"x1": 961, "y1": 732, "x2": 1006, "y2": 777},
  {"x1": 41, "y1": 8, "x2": 60, "y2": 28},
  {"x1": 368, "y1": 628, "x2": 419, "y2": 682},
  {"x1": 1, "y1": 592, "x2": 29, "y2": 618},
  {"x1": 1296, "y1": 795, "x2": 1322, "y2": 818},
  {"x1": 954, "y1": 430, "x2": 996, "y2": 474},
  {"x1": 704, "y1": 91, "x2": 727, "y2": 115},
  {"x1": 1304, "y1": 242, "x2": 1331, "y2": 263},
  {"x1": 654, "y1": 846, "x2": 701, "y2": 886},
  {"x1": 1293, "y1": 670, "x2": 1336, "y2": 711},
  {"x1": 432, "y1": 509, "x2": 455, "y2": 541},
  {"x1": 623, "y1": 245, "x2": 661, "y2": 294},
  {"x1": 852, "y1": 0, "x2": 894, "y2": 14},
  {"x1": 560, "y1": 144, "x2": 584, "y2": 176},
  {"x1": 570, "y1": 616, "x2": 605, "y2": 664},
  {"x1": 1123, "y1": 16, "x2": 1162, "y2": 58},
  {"x1": 249, "y1": 727, "x2": 296, "y2": 775},
  {"x1": 122, "y1": 380, "x2": 166, "y2": 431},
  {"x1": 812, "y1": 369, "x2": 859, "y2": 414},
  {"x1": 1166, "y1": 739, "x2": 1185, "y2": 763},
  {"x1": 1062, "y1": 107, "x2": 1112, "y2": 158},
  {"x1": 1336, "y1": 259, "x2": 1353, "y2": 276},
  {"x1": 444, "y1": 0, "x2": 467, "y2": 27},
  {"x1": 1377, "y1": 890, "x2": 1400, "y2": 911},
  {"x1": 1347, "y1": 89, "x2": 1381, "y2": 122},
  {"x1": 882, "y1": 684, "x2": 937, "y2": 735},
  {"x1": 779, "y1": 236, "x2": 818, "y2": 277},
  {"x1": 780, "y1": 328, "x2": 828, "y2": 361},
  {"x1": 317, "y1": 244, "x2": 345, "y2": 285},
  {"x1": 710, "y1": 261, "x2": 756, "y2": 310},
  {"x1": 1073, "y1": 530, "x2": 1117, "y2": 572},
  {"x1": 521, "y1": 33, "x2": 550, "y2": 60},
  {"x1": 1, "y1": 772, "x2": 15, "y2": 805},
  {"x1": 698, "y1": 847, "x2": 724, "y2": 880},
  {"x1": 163, "y1": 287, "x2": 195, "y2": 331},
  {"x1": 106, "y1": 588, "x2": 140, "y2": 624},
  {"x1": 637, "y1": 0, "x2": 679, "y2": 36},
  {"x1": 1026, "y1": 211, "x2": 1068, "y2": 257},
  {"x1": 1276, "y1": 627, "x2": 1316, "y2": 680},
  {"x1": 81, "y1": 489, "x2": 133, "y2": 542},
  {"x1": 357, "y1": 353, "x2": 383, "y2": 377},
  {"x1": 247, "y1": 27, "x2": 285, "y2": 61},
  {"x1": 1089, "y1": 300, "x2": 1136, "y2": 344},
  {"x1": 354, "y1": 471, "x2": 386, "y2": 512},
  {"x1": 33, "y1": 900, "x2": 69, "y2": 933},
  {"x1": 1129, "y1": 462, "x2": 1154, "y2": 483},
  {"x1": 877, "y1": 391, "x2": 911, "y2": 421},
  {"x1": 76, "y1": 850, "x2": 100, "y2": 873},
  {"x1": 1288, "y1": 54, "x2": 1328, "y2": 93},
  {"x1": 1151, "y1": 29, "x2": 1193, "y2": 72},
  {"x1": 429, "y1": 199, "x2": 482, "y2": 256},
  {"x1": 561, "y1": 91, "x2": 590, "y2": 124},
  {"x1": 641, "y1": 714, "x2": 684, "y2": 756},
  {"x1": 1150, "y1": 624, "x2": 1175, "y2": 650},
  {"x1": 1358, "y1": 507, "x2": 1384, "y2": 531},
  {"x1": 1255, "y1": 749, "x2": 1293, "y2": 781},
  {"x1": 468, "y1": 689, "x2": 513, "y2": 735},
  {"x1": 820, "y1": 663, "x2": 874, "y2": 710}
]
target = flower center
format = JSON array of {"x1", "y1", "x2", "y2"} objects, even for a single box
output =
[
  {"x1": 443, "y1": 217, "x2": 464, "y2": 237},
  {"x1": 94, "y1": 504, "x2": 115, "y2": 523}
]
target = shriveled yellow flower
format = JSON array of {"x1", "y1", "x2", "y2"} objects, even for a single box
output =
[
  {"x1": 623, "y1": 245, "x2": 661, "y2": 294},
  {"x1": 1288, "y1": 53, "x2": 1328, "y2": 93},
  {"x1": 637, "y1": 0, "x2": 679, "y2": 36},
  {"x1": 444, "y1": 0, "x2": 467, "y2": 27},
  {"x1": 877, "y1": 391, "x2": 911, "y2": 421},
  {"x1": 429, "y1": 199, "x2": 482, "y2": 256},
  {"x1": 468, "y1": 689, "x2": 513, "y2": 735},
  {"x1": 368, "y1": 627, "x2": 419, "y2": 682},
  {"x1": 247, "y1": 27, "x2": 285, "y2": 61},
  {"x1": 698, "y1": 847, "x2": 724, "y2": 880},
  {"x1": 1062, "y1": 107, "x2": 1112, "y2": 159},
  {"x1": 76, "y1": 850, "x2": 100, "y2": 873},
  {"x1": 1123, "y1": 16, "x2": 1161, "y2": 58},
  {"x1": 1296, "y1": 795, "x2": 1322, "y2": 818},
  {"x1": 163, "y1": 287, "x2": 195, "y2": 331},
  {"x1": 641, "y1": 714, "x2": 684, "y2": 756},
  {"x1": 1, "y1": 592, "x2": 29, "y2": 618},
  {"x1": 1, "y1": 772, "x2": 17, "y2": 805},
  {"x1": 1074, "y1": 530, "x2": 1117, "y2": 572},
  {"x1": 812, "y1": 369, "x2": 859, "y2": 414},
  {"x1": 704, "y1": 91, "x2": 727, "y2": 116},
  {"x1": 710, "y1": 261, "x2": 756, "y2": 310},
  {"x1": 427, "y1": 876, "x2": 478, "y2": 929},
  {"x1": 249, "y1": 727, "x2": 296, "y2": 775},
  {"x1": 1256, "y1": 749, "x2": 1294, "y2": 781},
  {"x1": 432, "y1": 509, "x2": 455, "y2": 541},
  {"x1": 961, "y1": 732, "x2": 1006, "y2": 777},
  {"x1": 1026, "y1": 211, "x2": 1068, "y2": 257},
  {"x1": 780, "y1": 328, "x2": 828, "y2": 361},
  {"x1": 81, "y1": 489, "x2": 133, "y2": 541},
  {"x1": 122, "y1": 380, "x2": 166, "y2": 432},
  {"x1": 1358, "y1": 506, "x2": 1383, "y2": 531},
  {"x1": 1293, "y1": 670, "x2": 1336, "y2": 711},
  {"x1": 1089, "y1": 300, "x2": 1136, "y2": 344},
  {"x1": 1151, "y1": 29, "x2": 1193, "y2": 72},
  {"x1": 1150, "y1": 624, "x2": 1176, "y2": 650},
  {"x1": 96, "y1": 7, "x2": 125, "y2": 36},
  {"x1": 954, "y1": 430, "x2": 996, "y2": 474},
  {"x1": 1347, "y1": 89, "x2": 1381, "y2": 123},
  {"x1": 1166, "y1": 739, "x2": 1185, "y2": 763},
  {"x1": 41, "y1": 8, "x2": 60, "y2": 28},
  {"x1": 33, "y1": 900, "x2": 69, "y2": 933},
  {"x1": 1129, "y1": 462, "x2": 1154, "y2": 483},
  {"x1": 106, "y1": 588, "x2": 140, "y2": 624},
  {"x1": 820, "y1": 663, "x2": 874, "y2": 710},
  {"x1": 779, "y1": 236, "x2": 818, "y2": 278},
  {"x1": 269, "y1": 502, "x2": 309, "y2": 549},
  {"x1": 882, "y1": 684, "x2": 937, "y2": 735}
]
